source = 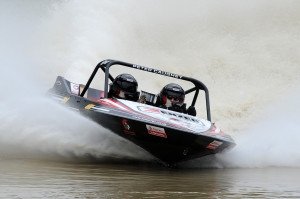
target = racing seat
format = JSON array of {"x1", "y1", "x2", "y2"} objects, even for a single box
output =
[{"x1": 138, "y1": 90, "x2": 157, "y2": 105}]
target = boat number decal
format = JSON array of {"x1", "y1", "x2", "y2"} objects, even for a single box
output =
[
  {"x1": 85, "y1": 104, "x2": 96, "y2": 110},
  {"x1": 61, "y1": 97, "x2": 70, "y2": 104},
  {"x1": 206, "y1": 140, "x2": 223, "y2": 149},
  {"x1": 122, "y1": 119, "x2": 135, "y2": 135},
  {"x1": 146, "y1": 124, "x2": 167, "y2": 138}
]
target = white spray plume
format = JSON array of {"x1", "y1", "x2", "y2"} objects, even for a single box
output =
[
  {"x1": 0, "y1": 96, "x2": 151, "y2": 161},
  {"x1": 219, "y1": 89, "x2": 300, "y2": 168}
]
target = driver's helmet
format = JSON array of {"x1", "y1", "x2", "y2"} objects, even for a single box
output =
[
  {"x1": 109, "y1": 73, "x2": 139, "y2": 101},
  {"x1": 159, "y1": 83, "x2": 185, "y2": 108}
]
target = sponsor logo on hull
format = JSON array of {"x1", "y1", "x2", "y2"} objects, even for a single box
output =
[
  {"x1": 61, "y1": 97, "x2": 70, "y2": 104},
  {"x1": 122, "y1": 119, "x2": 135, "y2": 135},
  {"x1": 146, "y1": 124, "x2": 167, "y2": 138},
  {"x1": 205, "y1": 125, "x2": 229, "y2": 136},
  {"x1": 138, "y1": 106, "x2": 161, "y2": 114},
  {"x1": 85, "y1": 104, "x2": 96, "y2": 110},
  {"x1": 206, "y1": 140, "x2": 223, "y2": 149},
  {"x1": 70, "y1": 83, "x2": 79, "y2": 94}
]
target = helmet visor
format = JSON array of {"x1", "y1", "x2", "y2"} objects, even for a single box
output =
[
  {"x1": 116, "y1": 80, "x2": 137, "y2": 93},
  {"x1": 165, "y1": 90, "x2": 184, "y2": 101}
]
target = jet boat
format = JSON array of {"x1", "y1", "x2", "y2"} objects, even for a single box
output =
[{"x1": 48, "y1": 59, "x2": 235, "y2": 165}]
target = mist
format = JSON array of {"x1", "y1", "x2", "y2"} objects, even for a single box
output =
[{"x1": 0, "y1": 0, "x2": 300, "y2": 167}]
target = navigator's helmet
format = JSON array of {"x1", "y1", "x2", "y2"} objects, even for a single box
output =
[
  {"x1": 158, "y1": 83, "x2": 185, "y2": 108},
  {"x1": 109, "y1": 73, "x2": 139, "y2": 101}
]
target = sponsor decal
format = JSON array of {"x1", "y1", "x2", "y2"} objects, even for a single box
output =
[
  {"x1": 146, "y1": 124, "x2": 167, "y2": 138},
  {"x1": 132, "y1": 64, "x2": 183, "y2": 79},
  {"x1": 61, "y1": 97, "x2": 70, "y2": 104},
  {"x1": 91, "y1": 99, "x2": 129, "y2": 111},
  {"x1": 85, "y1": 104, "x2": 96, "y2": 110},
  {"x1": 123, "y1": 130, "x2": 135, "y2": 135},
  {"x1": 205, "y1": 125, "x2": 228, "y2": 136},
  {"x1": 70, "y1": 83, "x2": 79, "y2": 94},
  {"x1": 132, "y1": 116, "x2": 167, "y2": 127},
  {"x1": 206, "y1": 140, "x2": 223, "y2": 149},
  {"x1": 160, "y1": 110, "x2": 201, "y2": 124},
  {"x1": 122, "y1": 119, "x2": 130, "y2": 130},
  {"x1": 138, "y1": 106, "x2": 161, "y2": 114},
  {"x1": 122, "y1": 119, "x2": 135, "y2": 135},
  {"x1": 92, "y1": 99, "x2": 190, "y2": 131}
]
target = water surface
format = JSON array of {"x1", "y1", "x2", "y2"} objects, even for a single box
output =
[{"x1": 1, "y1": 158, "x2": 299, "y2": 198}]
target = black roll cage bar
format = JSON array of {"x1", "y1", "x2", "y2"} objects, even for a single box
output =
[{"x1": 80, "y1": 59, "x2": 211, "y2": 121}]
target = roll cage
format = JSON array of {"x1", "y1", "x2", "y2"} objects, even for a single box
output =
[{"x1": 80, "y1": 59, "x2": 211, "y2": 121}]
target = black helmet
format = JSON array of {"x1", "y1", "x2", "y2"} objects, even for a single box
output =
[
  {"x1": 109, "y1": 73, "x2": 139, "y2": 101},
  {"x1": 159, "y1": 83, "x2": 185, "y2": 107}
]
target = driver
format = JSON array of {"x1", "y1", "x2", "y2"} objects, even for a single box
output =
[
  {"x1": 156, "y1": 83, "x2": 196, "y2": 116},
  {"x1": 108, "y1": 73, "x2": 139, "y2": 101}
]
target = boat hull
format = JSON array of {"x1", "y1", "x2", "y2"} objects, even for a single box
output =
[{"x1": 49, "y1": 89, "x2": 235, "y2": 164}]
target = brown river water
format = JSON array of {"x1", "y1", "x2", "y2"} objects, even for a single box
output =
[
  {"x1": 1, "y1": 0, "x2": 300, "y2": 198},
  {"x1": 1, "y1": 158, "x2": 300, "y2": 199}
]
